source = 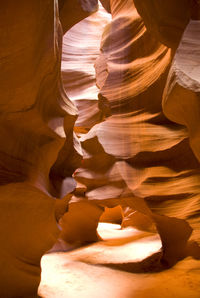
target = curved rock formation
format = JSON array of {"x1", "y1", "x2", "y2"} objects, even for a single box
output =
[
  {"x1": 61, "y1": 0, "x2": 200, "y2": 267},
  {"x1": 133, "y1": 0, "x2": 191, "y2": 48},
  {"x1": 59, "y1": 3, "x2": 112, "y2": 244},
  {"x1": 2, "y1": 0, "x2": 200, "y2": 295},
  {"x1": 0, "y1": 0, "x2": 98, "y2": 296},
  {"x1": 59, "y1": 0, "x2": 98, "y2": 34},
  {"x1": 163, "y1": 18, "x2": 200, "y2": 161}
]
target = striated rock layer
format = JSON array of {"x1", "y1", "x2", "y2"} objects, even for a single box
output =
[
  {"x1": 1, "y1": 0, "x2": 200, "y2": 295},
  {"x1": 61, "y1": 0, "x2": 200, "y2": 266}
]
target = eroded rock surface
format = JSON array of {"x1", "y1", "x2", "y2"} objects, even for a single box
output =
[
  {"x1": 163, "y1": 19, "x2": 200, "y2": 161},
  {"x1": 1, "y1": 0, "x2": 200, "y2": 296},
  {"x1": 61, "y1": 0, "x2": 200, "y2": 266},
  {"x1": 0, "y1": 0, "x2": 96, "y2": 296}
]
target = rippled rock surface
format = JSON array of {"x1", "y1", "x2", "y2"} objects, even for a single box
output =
[
  {"x1": 1, "y1": 0, "x2": 200, "y2": 296},
  {"x1": 61, "y1": 0, "x2": 200, "y2": 266}
]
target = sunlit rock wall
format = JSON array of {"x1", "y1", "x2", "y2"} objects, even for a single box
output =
[
  {"x1": 61, "y1": 0, "x2": 200, "y2": 260},
  {"x1": 3, "y1": 0, "x2": 200, "y2": 296},
  {"x1": 60, "y1": 3, "x2": 112, "y2": 244}
]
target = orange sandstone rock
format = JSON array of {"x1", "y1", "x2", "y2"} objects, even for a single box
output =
[{"x1": 61, "y1": 0, "x2": 200, "y2": 265}]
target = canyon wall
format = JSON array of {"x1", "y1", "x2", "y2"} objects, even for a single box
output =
[
  {"x1": 0, "y1": 0, "x2": 97, "y2": 296},
  {"x1": 1, "y1": 0, "x2": 200, "y2": 296},
  {"x1": 61, "y1": 0, "x2": 200, "y2": 265}
]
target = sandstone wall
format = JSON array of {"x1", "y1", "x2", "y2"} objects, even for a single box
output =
[
  {"x1": 0, "y1": 0, "x2": 97, "y2": 296},
  {"x1": 61, "y1": 0, "x2": 200, "y2": 265}
]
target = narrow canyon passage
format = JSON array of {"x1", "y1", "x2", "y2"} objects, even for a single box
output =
[
  {"x1": 39, "y1": 1, "x2": 200, "y2": 297},
  {"x1": 0, "y1": 1, "x2": 200, "y2": 297}
]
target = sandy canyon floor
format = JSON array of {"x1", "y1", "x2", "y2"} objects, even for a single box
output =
[{"x1": 39, "y1": 223, "x2": 200, "y2": 298}]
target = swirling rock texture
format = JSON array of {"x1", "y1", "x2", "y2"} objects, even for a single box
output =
[
  {"x1": 1, "y1": 0, "x2": 200, "y2": 296},
  {"x1": 133, "y1": 0, "x2": 200, "y2": 247},
  {"x1": 0, "y1": 0, "x2": 99, "y2": 296},
  {"x1": 59, "y1": 2, "x2": 112, "y2": 245},
  {"x1": 61, "y1": 0, "x2": 200, "y2": 267}
]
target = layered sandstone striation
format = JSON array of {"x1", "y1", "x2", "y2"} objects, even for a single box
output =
[
  {"x1": 61, "y1": 0, "x2": 200, "y2": 266},
  {"x1": 59, "y1": 2, "x2": 112, "y2": 244},
  {"x1": 1, "y1": 0, "x2": 200, "y2": 296}
]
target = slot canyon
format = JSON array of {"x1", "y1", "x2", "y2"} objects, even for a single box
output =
[{"x1": 0, "y1": 0, "x2": 200, "y2": 297}]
